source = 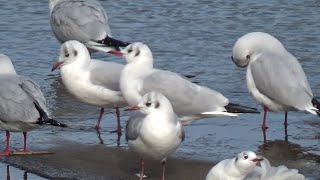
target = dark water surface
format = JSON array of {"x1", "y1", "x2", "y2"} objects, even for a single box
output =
[{"x1": 0, "y1": 0, "x2": 319, "y2": 179}]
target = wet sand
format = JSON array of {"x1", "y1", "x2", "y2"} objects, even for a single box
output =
[{"x1": 1, "y1": 141, "x2": 212, "y2": 180}]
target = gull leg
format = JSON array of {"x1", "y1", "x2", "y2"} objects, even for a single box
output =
[
  {"x1": 110, "y1": 107, "x2": 122, "y2": 136},
  {"x1": 140, "y1": 158, "x2": 145, "y2": 180},
  {"x1": 284, "y1": 112, "x2": 288, "y2": 127},
  {"x1": 15, "y1": 132, "x2": 29, "y2": 153},
  {"x1": 0, "y1": 130, "x2": 10, "y2": 156},
  {"x1": 261, "y1": 106, "x2": 269, "y2": 129},
  {"x1": 95, "y1": 108, "x2": 105, "y2": 130},
  {"x1": 160, "y1": 160, "x2": 166, "y2": 180}
]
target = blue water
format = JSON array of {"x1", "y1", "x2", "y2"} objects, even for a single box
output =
[{"x1": 0, "y1": 0, "x2": 319, "y2": 179}]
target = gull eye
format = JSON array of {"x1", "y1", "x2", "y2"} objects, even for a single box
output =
[
  {"x1": 128, "y1": 49, "x2": 133, "y2": 53},
  {"x1": 244, "y1": 154, "x2": 248, "y2": 159},
  {"x1": 145, "y1": 102, "x2": 152, "y2": 107},
  {"x1": 246, "y1": 55, "x2": 250, "y2": 60},
  {"x1": 65, "y1": 53, "x2": 70, "y2": 57}
]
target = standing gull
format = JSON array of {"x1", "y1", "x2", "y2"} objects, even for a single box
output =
[
  {"x1": 52, "y1": 40, "x2": 127, "y2": 135},
  {"x1": 111, "y1": 42, "x2": 259, "y2": 125},
  {"x1": 126, "y1": 92, "x2": 184, "y2": 180},
  {"x1": 49, "y1": 0, "x2": 130, "y2": 52},
  {"x1": 0, "y1": 54, "x2": 66, "y2": 156},
  {"x1": 206, "y1": 151, "x2": 263, "y2": 180},
  {"x1": 231, "y1": 32, "x2": 320, "y2": 129}
]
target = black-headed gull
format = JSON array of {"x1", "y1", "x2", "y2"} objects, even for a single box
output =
[
  {"x1": 245, "y1": 157, "x2": 307, "y2": 180},
  {"x1": 0, "y1": 54, "x2": 66, "y2": 156},
  {"x1": 231, "y1": 32, "x2": 320, "y2": 129},
  {"x1": 126, "y1": 92, "x2": 184, "y2": 180},
  {"x1": 206, "y1": 151, "x2": 263, "y2": 180},
  {"x1": 52, "y1": 40, "x2": 127, "y2": 134},
  {"x1": 49, "y1": 0, "x2": 130, "y2": 52},
  {"x1": 111, "y1": 42, "x2": 259, "y2": 125}
]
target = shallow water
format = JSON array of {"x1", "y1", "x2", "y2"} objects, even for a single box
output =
[{"x1": 0, "y1": 0, "x2": 319, "y2": 179}]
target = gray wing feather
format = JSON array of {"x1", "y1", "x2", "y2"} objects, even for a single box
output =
[
  {"x1": 19, "y1": 76, "x2": 49, "y2": 115},
  {"x1": 251, "y1": 51, "x2": 313, "y2": 110},
  {"x1": 51, "y1": 0, "x2": 111, "y2": 43},
  {"x1": 141, "y1": 70, "x2": 229, "y2": 116},
  {"x1": 0, "y1": 76, "x2": 43, "y2": 123},
  {"x1": 125, "y1": 113, "x2": 145, "y2": 141},
  {"x1": 89, "y1": 60, "x2": 123, "y2": 91}
]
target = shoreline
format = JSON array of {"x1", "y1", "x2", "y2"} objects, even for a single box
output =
[{"x1": 1, "y1": 141, "x2": 212, "y2": 180}]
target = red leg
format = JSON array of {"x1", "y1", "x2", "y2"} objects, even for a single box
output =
[
  {"x1": 110, "y1": 107, "x2": 122, "y2": 135},
  {"x1": 0, "y1": 130, "x2": 10, "y2": 156},
  {"x1": 16, "y1": 132, "x2": 29, "y2": 153},
  {"x1": 262, "y1": 127, "x2": 267, "y2": 143},
  {"x1": 160, "y1": 160, "x2": 166, "y2": 180},
  {"x1": 261, "y1": 106, "x2": 269, "y2": 129},
  {"x1": 140, "y1": 158, "x2": 145, "y2": 180},
  {"x1": 95, "y1": 129, "x2": 104, "y2": 144},
  {"x1": 95, "y1": 108, "x2": 104, "y2": 130}
]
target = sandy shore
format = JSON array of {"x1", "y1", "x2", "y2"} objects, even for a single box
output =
[{"x1": 1, "y1": 141, "x2": 212, "y2": 180}]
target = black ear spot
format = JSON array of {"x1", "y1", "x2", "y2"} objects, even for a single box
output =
[
  {"x1": 155, "y1": 101, "x2": 160, "y2": 108},
  {"x1": 135, "y1": 50, "x2": 140, "y2": 57},
  {"x1": 74, "y1": 50, "x2": 78, "y2": 56}
]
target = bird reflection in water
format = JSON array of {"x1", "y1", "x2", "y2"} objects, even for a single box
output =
[{"x1": 6, "y1": 165, "x2": 28, "y2": 180}]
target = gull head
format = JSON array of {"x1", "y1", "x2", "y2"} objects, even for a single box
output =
[
  {"x1": 0, "y1": 54, "x2": 17, "y2": 75},
  {"x1": 127, "y1": 92, "x2": 173, "y2": 115},
  {"x1": 120, "y1": 42, "x2": 153, "y2": 64},
  {"x1": 231, "y1": 32, "x2": 285, "y2": 68},
  {"x1": 235, "y1": 151, "x2": 263, "y2": 174},
  {"x1": 52, "y1": 40, "x2": 89, "y2": 71}
]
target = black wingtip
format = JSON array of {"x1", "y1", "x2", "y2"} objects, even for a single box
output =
[
  {"x1": 225, "y1": 103, "x2": 260, "y2": 114},
  {"x1": 46, "y1": 118, "x2": 68, "y2": 127},
  {"x1": 312, "y1": 98, "x2": 320, "y2": 116},
  {"x1": 99, "y1": 35, "x2": 130, "y2": 51}
]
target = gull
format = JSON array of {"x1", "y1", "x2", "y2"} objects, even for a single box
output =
[
  {"x1": 49, "y1": 0, "x2": 130, "y2": 52},
  {"x1": 245, "y1": 157, "x2": 307, "y2": 180},
  {"x1": 231, "y1": 32, "x2": 320, "y2": 129},
  {"x1": 111, "y1": 42, "x2": 259, "y2": 125},
  {"x1": 51, "y1": 40, "x2": 127, "y2": 134},
  {"x1": 125, "y1": 92, "x2": 184, "y2": 180},
  {"x1": 206, "y1": 151, "x2": 263, "y2": 180},
  {"x1": 0, "y1": 54, "x2": 66, "y2": 156}
]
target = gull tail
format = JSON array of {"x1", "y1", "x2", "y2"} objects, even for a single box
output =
[
  {"x1": 34, "y1": 102, "x2": 68, "y2": 127},
  {"x1": 225, "y1": 103, "x2": 260, "y2": 114},
  {"x1": 311, "y1": 98, "x2": 320, "y2": 116},
  {"x1": 97, "y1": 35, "x2": 130, "y2": 51}
]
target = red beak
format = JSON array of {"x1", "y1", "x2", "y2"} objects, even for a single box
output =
[
  {"x1": 252, "y1": 158, "x2": 263, "y2": 162},
  {"x1": 51, "y1": 61, "x2": 64, "y2": 71},
  {"x1": 125, "y1": 106, "x2": 142, "y2": 111},
  {"x1": 108, "y1": 50, "x2": 123, "y2": 56}
]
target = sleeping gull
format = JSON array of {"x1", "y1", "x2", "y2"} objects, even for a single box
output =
[
  {"x1": 0, "y1": 54, "x2": 66, "y2": 156},
  {"x1": 126, "y1": 92, "x2": 184, "y2": 180},
  {"x1": 111, "y1": 42, "x2": 259, "y2": 125},
  {"x1": 206, "y1": 151, "x2": 263, "y2": 180},
  {"x1": 231, "y1": 32, "x2": 320, "y2": 129},
  {"x1": 51, "y1": 40, "x2": 127, "y2": 135},
  {"x1": 245, "y1": 157, "x2": 307, "y2": 180},
  {"x1": 49, "y1": 0, "x2": 130, "y2": 52}
]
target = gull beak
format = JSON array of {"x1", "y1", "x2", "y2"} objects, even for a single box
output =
[
  {"x1": 125, "y1": 106, "x2": 142, "y2": 111},
  {"x1": 108, "y1": 50, "x2": 123, "y2": 56},
  {"x1": 51, "y1": 61, "x2": 64, "y2": 72},
  {"x1": 252, "y1": 157, "x2": 263, "y2": 162}
]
